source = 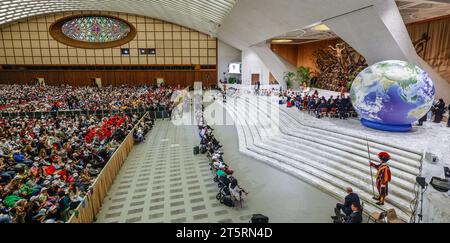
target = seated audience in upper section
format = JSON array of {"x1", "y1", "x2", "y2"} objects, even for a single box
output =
[
  {"x1": 0, "y1": 84, "x2": 177, "y2": 113},
  {"x1": 0, "y1": 113, "x2": 153, "y2": 223},
  {"x1": 0, "y1": 83, "x2": 174, "y2": 223}
]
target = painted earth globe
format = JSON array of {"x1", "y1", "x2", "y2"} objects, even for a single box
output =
[{"x1": 350, "y1": 60, "x2": 435, "y2": 132}]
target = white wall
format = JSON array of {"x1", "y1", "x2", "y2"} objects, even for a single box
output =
[
  {"x1": 241, "y1": 48, "x2": 270, "y2": 86},
  {"x1": 241, "y1": 44, "x2": 296, "y2": 88},
  {"x1": 250, "y1": 42, "x2": 297, "y2": 89},
  {"x1": 217, "y1": 40, "x2": 242, "y2": 83}
]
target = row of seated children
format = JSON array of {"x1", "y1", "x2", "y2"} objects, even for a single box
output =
[{"x1": 196, "y1": 114, "x2": 248, "y2": 208}]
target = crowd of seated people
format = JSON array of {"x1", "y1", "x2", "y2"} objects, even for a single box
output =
[
  {"x1": 279, "y1": 90, "x2": 356, "y2": 119},
  {"x1": 194, "y1": 97, "x2": 248, "y2": 208},
  {"x1": 0, "y1": 113, "x2": 152, "y2": 223},
  {"x1": 256, "y1": 89, "x2": 275, "y2": 97},
  {"x1": 0, "y1": 84, "x2": 176, "y2": 113},
  {"x1": 0, "y1": 82, "x2": 179, "y2": 223}
]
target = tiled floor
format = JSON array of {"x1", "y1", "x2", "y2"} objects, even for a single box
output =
[
  {"x1": 96, "y1": 101, "x2": 337, "y2": 223},
  {"x1": 95, "y1": 120, "x2": 255, "y2": 223}
]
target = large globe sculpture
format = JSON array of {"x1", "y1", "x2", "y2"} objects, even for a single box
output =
[{"x1": 350, "y1": 60, "x2": 435, "y2": 132}]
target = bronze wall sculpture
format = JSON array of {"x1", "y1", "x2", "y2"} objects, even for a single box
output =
[{"x1": 313, "y1": 42, "x2": 367, "y2": 92}]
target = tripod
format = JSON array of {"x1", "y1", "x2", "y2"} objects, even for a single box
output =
[{"x1": 417, "y1": 184, "x2": 427, "y2": 223}]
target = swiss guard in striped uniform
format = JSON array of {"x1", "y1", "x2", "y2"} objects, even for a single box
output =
[{"x1": 370, "y1": 152, "x2": 392, "y2": 206}]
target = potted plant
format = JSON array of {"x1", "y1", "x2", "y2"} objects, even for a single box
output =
[
  {"x1": 284, "y1": 71, "x2": 295, "y2": 89},
  {"x1": 296, "y1": 66, "x2": 311, "y2": 86}
]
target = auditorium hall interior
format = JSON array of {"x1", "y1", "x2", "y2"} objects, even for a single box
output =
[{"x1": 0, "y1": 0, "x2": 449, "y2": 225}]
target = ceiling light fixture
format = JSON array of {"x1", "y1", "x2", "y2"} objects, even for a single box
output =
[
  {"x1": 272, "y1": 39, "x2": 293, "y2": 43},
  {"x1": 311, "y1": 23, "x2": 330, "y2": 32}
]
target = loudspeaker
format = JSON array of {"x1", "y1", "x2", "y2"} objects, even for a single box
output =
[
  {"x1": 251, "y1": 214, "x2": 269, "y2": 223},
  {"x1": 444, "y1": 167, "x2": 450, "y2": 178},
  {"x1": 121, "y1": 48, "x2": 130, "y2": 55}
]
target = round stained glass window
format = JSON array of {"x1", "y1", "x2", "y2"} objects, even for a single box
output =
[
  {"x1": 61, "y1": 16, "x2": 131, "y2": 43},
  {"x1": 50, "y1": 15, "x2": 137, "y2": 49}
]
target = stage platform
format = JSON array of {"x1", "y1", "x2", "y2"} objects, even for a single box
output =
[{"x1": 207, "y1": 92, "x2": 449, "y2": 223}]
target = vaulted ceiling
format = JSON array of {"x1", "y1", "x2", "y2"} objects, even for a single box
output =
[
  {"x1": 0, "y1": 0, "x2": 237, "y2": 35},
  {"x1": 0, "y1": 0, "x2": 447, "y2": 40},
  {"x1": 273, "y1": 0, "x2": 450, "y2": 43},
  {"x1": 397, "y1": 0, "x2": 450, "y2": 23}
]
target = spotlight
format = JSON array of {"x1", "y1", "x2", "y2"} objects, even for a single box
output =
[
  {"x1": 121, "y1": 48, "x2": 130, "y2": 56},
  {"x1": 272, "y1": 39, "x2": 293, "y2": 43}
]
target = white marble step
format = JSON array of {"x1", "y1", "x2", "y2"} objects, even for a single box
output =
[
  {"x1": 234, "y1": 127, "x2": 388, "y2": 222},
  {"x1": 239, "y1": 140, "x2": 392, "y2": 222},
  {"x1": 249, "y1": 97, "x2": 422, "y2": 169},
  {"x1": 275, "y1": 102, "x2": 423, "y2": 158},
  {"x1": 241, "y1": 97, "x2": 420, "y2": 180},
  {"x1": 243, "y1": 97, "x2": 420, "y2": 177},
  {"x1": 252, "y1": 103, "x2": 420, "y2": 181},
  {"x1": 255, "y1": 96, "x2": 423, "y2": 160},
  {"x1": 270, "y1": 134, "x2": 415, "y2": 192},
  {"x1": 232, "y1": 100, "x2": 415, "y2": 208},
  {"x1": 279, "y1": 105, "x2": 423, "y2": 167},
  {"x1": 224, "y1": 102, "x2": 389, "y2": 215},
  {"x1": 222, "y1": 100, "x2": 412, "y2": 222},
  {"x1": 260, "y1": 139, "x2": 414, "y2": 202}
]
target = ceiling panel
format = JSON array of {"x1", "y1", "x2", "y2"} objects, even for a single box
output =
[
  {"x1": 0, "y1": 0, "x2": 238, "y2": 35},
  {"x1": 398, "y1": 0, "x2": 450, "y2": 23},
  {"x1": 273, "y1": 0, "x2": 450, "y2": 42}
]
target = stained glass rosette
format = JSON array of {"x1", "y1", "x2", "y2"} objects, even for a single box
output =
[{"x1": 61, "y1": 16, "x2": 131, "y2": 43}]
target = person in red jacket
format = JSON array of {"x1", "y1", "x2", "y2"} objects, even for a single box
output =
[
  {"x1": 117, "y1": 116, "x2": 126, "y2": 127},
  {"x1": 370, "y1": 152, "x2": 392, "y2": 205}
]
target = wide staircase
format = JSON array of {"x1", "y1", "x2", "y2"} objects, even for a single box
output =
[{"x1": 219, "y1": 95, "x2": 423, "y2": 222}]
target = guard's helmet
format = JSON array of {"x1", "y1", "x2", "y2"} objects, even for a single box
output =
[{"x1": 378, "y1": 152, "x2": 390, "y2": 162}]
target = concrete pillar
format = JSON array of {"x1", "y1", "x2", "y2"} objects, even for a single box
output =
[{"x1": 241, "y1": 48, "x2": 270, "y2": 86}]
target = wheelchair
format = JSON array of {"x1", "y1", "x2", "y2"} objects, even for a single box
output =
[{"x1": 216, "y1": 185, "x2": 231, "y2": 200}]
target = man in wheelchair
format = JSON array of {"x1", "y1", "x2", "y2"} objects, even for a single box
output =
[{"x1": 228, "y1": 176, "x2": 248, "y2": 204}]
